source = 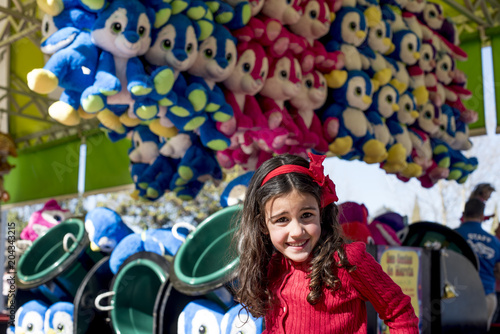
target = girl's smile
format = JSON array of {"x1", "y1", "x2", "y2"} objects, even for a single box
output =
[{"x1": 265, "y1": 189, "x2": 321, "y2": 263}]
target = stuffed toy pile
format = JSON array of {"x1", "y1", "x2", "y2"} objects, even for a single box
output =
[{"x1": 28, "y1": 0, "x2": 479, "y2": 201}]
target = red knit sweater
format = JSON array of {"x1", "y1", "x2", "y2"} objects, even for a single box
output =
[{"x1": 263, "y1": 242, "x2": 419, "y2": 333}]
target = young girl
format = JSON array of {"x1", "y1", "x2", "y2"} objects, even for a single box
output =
[{"x1": 234, "y1": 153, "x2": 419, "y2": 333}]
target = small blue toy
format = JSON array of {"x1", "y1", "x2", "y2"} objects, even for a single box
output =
[
  {"x1": 109, "y1": 227, "x2": 189, "y2": 274},
  {"x1": 84, "y1": 207, "x2": 133, "y2": 252},
  {"x1": 220, "y1": 171, "x2": 254, "y2": 207},
  {"x1": 44, "y1": 301, "x2": 74, "y2": 334},
  {"x1": 178, "y1": 299, "x2": 225, "y2": 334},
  {"x1": 14, "y1": 300, "x2": 48, "y2": 334}
]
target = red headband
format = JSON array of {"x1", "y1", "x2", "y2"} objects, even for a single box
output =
[{"x1": 261, "y1": 153, "x2": 338, "y2": 207}]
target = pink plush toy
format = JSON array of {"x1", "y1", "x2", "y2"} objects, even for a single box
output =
[
  {"x1": 288, "y1": 70, "x2": 330, "y2": 155},
  {"x1": 257, "y1": 52, "x2": 302, "y2": 154},
  {"x1": 237, "y1": 0, "x2": 306, "y2": 58},
  {"x1": 217, "y1": 40, "x2": 273, "y2": 169},
  {"x1": 20, "y1": 199, "x2": 71, "y2": 241},
  {"x1": 288, "y1": 0, "x2": 345, "y2": 73}
]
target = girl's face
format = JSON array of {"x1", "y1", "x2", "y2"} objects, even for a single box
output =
[{"x1": 264, "y1": 189, "x2": 321, "y2": 263}]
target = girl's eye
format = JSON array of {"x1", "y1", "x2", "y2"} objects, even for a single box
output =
[
  {"x1": 243, "y1": 63, "x2": 251, "y2": 72},
  {"x1": 112, "y1": 22, "x2": 122, "y2": 33},
  {"x1": 276, "y1": 217, "x2": 288, "y2": 223},
  {"x1": 309, "y1": 10, "x2": 317, "y2": 19},
  {"x1": 261, "y1": 70, "x2": 266, "y2": 78},
  {"x1": 302, "y1": 212, "x2": 314, "y2": 219},
  {"x1": 280, "y1": 70, "x2": 288, "y2": 78},
  {"x1": 305, "y1": 79, "x2": 313, "y2": 88}
]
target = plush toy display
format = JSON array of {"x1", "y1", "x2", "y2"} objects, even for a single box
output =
[
  {"x1": 14, "y1": 300, "x2": 49, "y2": 334},
  {"x1": 20, "y1": 199, "x2": 71, "y2": 241},
  {"x1": 44, "y1": 301, "x2": 74, "y2": 334},
  {"x1": 221, "y1": 304, "x2": 264, "y2": 334},
  {"x1": 178, "y1": 299, "x2": 226, "y2": 334},
  {"x1": 26, "y1": 0, "x2": 480, "y2": 205},
  {"x1": 84, "y1": 207, "x2": 133, "y2": 252}
]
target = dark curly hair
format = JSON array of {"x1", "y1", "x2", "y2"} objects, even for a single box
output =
[{"x1": 233, "y1": 154, "x2": 355, "y2": 319}]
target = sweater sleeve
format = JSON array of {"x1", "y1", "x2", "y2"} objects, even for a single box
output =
[{"x1": 345, "y1": 242, "x2": 419, "y2": 334}]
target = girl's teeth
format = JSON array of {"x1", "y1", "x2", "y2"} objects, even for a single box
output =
[{"x1": 288, "y1": 241, "x2": 306, "y2": 247}]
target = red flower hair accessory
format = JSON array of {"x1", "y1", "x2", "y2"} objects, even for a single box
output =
[{"x1": 260, "y1": 152, "x2": 338, "y2": 207}]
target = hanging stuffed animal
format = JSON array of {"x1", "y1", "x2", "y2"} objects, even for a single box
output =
[
  {"x1": 365, "y1": 83, "x2": 409, "y2": 173},
  {"x1": 144, "y1": 5, "x2": 214, "y2": 137},
  {"x1": 20, "y1": 199, "x2": 71, "y2": 241},
  {"x1": 257, "y1": 52, "x2": 302, "y2": 154},
  {"x1": 365, "y1": 19, "x2": 394, "y2": 88},
  {"x1": 323, "y1": 6, "x2": 367, "y2": 87},
  {"x1": 321, "y1": 70, "x2": 388, "y2": 163},
  {"x1": 80, "y1": 0, "x2": 175, "y2": 123},
  {"x1": 288, "y1": 70, "x2": 330, "y2": 155},
  {"x1": 185, "y1": 23, "x2": 238, "y2": 151},
  {"x1": 27, "y1": 7, "x2": 99, "y2": 126},
  {"x1": 288, "y1": 0, "x2": 345, "y2": 73},
  {"x1": 128, "y1": 125, "x2": 161, "y2": 199},
  {"x1": 385, "y1": 90, "x2": 422, "y2": 178},
  {"x1": 217, "y1": 40, "x2": 271, "y2": 169}
]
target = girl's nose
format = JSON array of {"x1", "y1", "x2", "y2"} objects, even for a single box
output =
[{"x1": 289, "y1": 220, "x2": 304, "y2": 237}]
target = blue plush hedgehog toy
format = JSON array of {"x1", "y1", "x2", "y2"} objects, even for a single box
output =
[{"x1": 44, "y1": 302, "x2": 74, "y2": 334}]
